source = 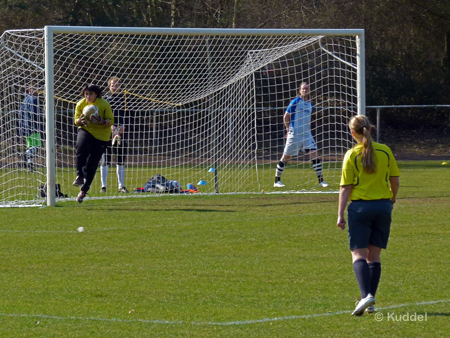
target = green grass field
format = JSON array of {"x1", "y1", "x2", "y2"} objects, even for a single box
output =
[{"x1": 1, "y1": 161, "x2": 449, "y2": 337}]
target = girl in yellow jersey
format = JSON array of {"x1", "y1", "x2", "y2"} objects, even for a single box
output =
[
  {"x1": 337, "y1": 115, "x2": 400, "y2": 316},
  {"x1": 73, "y1": 84, "x2": 114, "y2": 203}
]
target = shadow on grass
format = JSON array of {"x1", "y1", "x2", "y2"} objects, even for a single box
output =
[
  {"x1": 89, "y1": 207, "x2": 236, "y2": 213},
  {"x1": 84, "y1": 199, "x2": 333, "y2": 211}
]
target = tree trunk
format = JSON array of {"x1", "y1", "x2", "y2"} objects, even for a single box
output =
[
  {"x1": 232, "y1": 0, "x2": 238, "y2": 28},
  {"x1": 171, "y1": 0, "x2": 176, "y2": 27}
]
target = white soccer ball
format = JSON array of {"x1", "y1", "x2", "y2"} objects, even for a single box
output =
[
  {"x1": 77, "y1": 226, "x2": 84, "y2": 233},
  {"x1": 82, "y1": 105, "x2": 99, "y2": 122}
]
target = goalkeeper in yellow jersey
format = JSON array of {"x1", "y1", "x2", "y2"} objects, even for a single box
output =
[{"x1": 73, "y1": 84, "x2": 114, "y2": 203}]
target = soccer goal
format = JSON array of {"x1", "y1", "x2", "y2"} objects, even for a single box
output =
[{"x1": 0, "y1": 27, "x2": 365, "y2": 207}]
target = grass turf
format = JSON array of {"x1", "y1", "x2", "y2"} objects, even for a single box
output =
[{"x1": 0, "y1": 160, "x2": 449, "y2": 337}]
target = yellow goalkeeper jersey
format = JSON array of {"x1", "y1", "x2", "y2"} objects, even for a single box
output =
[
  {"x1": 340, "y1": 142, "x2": 400, "y2": 201},
  {"x1": 74, "y1": 98, "x2": 114, "y2": 141}
]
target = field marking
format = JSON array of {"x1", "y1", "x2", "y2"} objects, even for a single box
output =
[{"x1": 1, "y1": 299, "x2": 449, "y2": 326}]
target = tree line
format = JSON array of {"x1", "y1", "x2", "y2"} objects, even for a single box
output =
[{"x1": 1, "y1": 0, "x2": 450, "y2": 128}]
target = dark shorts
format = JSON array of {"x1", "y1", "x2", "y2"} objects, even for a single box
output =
[{"x1": 348, "y1": 199, "x2": 393, "y2": 250}]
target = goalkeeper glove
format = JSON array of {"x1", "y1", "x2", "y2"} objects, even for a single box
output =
[{"x1": 90, "y1": 114, "x2": 105, "y2": 125}]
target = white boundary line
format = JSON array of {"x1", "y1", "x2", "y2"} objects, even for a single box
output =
[{"x1": 1, "y1": 299, "x2": 449, "y2": 326}]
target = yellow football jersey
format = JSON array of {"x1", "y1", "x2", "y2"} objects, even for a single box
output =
[
  {"x1": 340, "y1": 142, "x2": 400, "y2": 200},
  {"x1": 75, "y1": 98, "x2": 114, "y2": 141}
]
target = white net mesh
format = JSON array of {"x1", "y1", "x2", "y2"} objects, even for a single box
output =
[{"x1": 0, "y1": 28, "x2": 359, "y2": 206}]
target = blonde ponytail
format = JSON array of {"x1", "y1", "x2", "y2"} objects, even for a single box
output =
[{"x1": 349, "y1": 116, "x2": 376, "y2": 174}]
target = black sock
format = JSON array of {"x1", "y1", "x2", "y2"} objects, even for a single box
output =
[
  {"x1": 312, "y1": 158, "x2": 323, "y2": 183},
  {"x1": 353, "y1": 259, "x2": 371, "y2": 299},
  {"x1": 368, "y1": 262, "x2": 381, "y2": 297},
  {"x1": 275, "y1": 160, "x2": 286, "y2": 183}
]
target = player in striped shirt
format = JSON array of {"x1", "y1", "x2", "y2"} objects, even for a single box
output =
[{"x1": 274, "y1": 82, "x2": 328, "y2": 188}]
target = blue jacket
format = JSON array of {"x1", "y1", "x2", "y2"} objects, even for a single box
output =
[{"x1": 18, "y1": 94, "x2": 43, "y2": 137}]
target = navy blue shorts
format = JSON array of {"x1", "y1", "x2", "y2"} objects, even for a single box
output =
[{"x1": 347, "y1": 199, "x2": 393, "y2": 250}]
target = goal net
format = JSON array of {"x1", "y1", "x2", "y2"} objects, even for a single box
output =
[{"x1": 0, "y1": 27, "x2": 364, "y2": 207}]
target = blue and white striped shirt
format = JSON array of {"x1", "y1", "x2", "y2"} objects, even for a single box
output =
[{"x1": 286, "y1": 97, "x2": 313, "y2": 137}]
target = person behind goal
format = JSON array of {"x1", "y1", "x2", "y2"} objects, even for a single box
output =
[
  {"x1": 18, "y1": 83, "x2": 44, "y2": 172},
  {"x1": 100, "y1": 76, "x2": 130, "y2": 193},
  {"x1": 274, "y1": 82, "x2": 328, "y2": 188}
]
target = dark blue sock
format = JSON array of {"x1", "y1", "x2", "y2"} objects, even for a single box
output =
[
  {"x1": 353, "y1": 259, "x2": 371, "y2": 299},
  {"x1": 368, "y1": 262, "x2": 382, "y2": 297}
]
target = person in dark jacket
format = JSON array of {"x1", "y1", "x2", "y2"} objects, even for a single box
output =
[{"x1": 18, "y1": 84, "x2": 43, "y2": 172}]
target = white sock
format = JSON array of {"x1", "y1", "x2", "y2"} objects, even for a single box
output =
[
  {"x1": 26, "y1": 146, "x2": 38, "y2": 163},
  {"x1": 100, "y1": 165, "x2": 109, "y2": 188},
  {"x1": 117, "y1": 165, "x2": 125, "y2": 189}
]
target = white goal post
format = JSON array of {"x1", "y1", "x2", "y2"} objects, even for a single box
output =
[{"x1": 0, "y1": 26, "x2": 365, "y2": 207}]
